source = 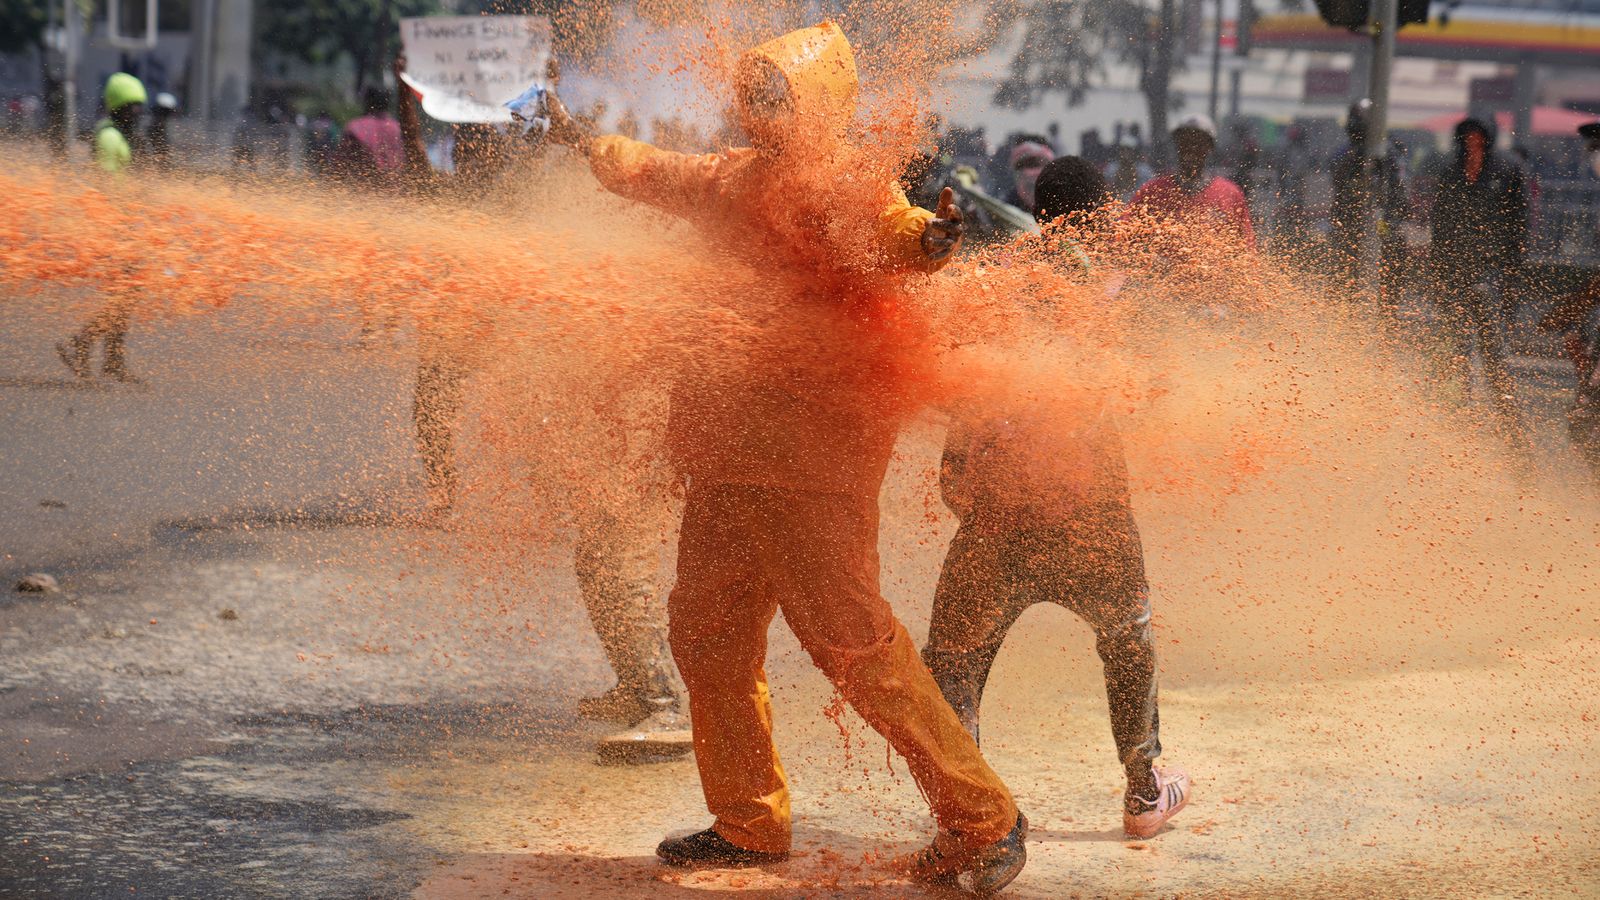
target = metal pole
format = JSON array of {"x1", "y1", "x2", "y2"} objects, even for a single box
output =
[
  {"x1": 1208, "y1": 0, "x2": 1224, "y2": 122},
  {"x1": 1230, "y1": 0, "x2": 1250, "y2": 117},
  {"x1": 62, "y1": 0, "x2": 78, "y2": 157},
  {"x1": 1362, "y1": 0, "x2": 1397, "y2": 301},
  {"x1": 194, "y1": 0, "x2": 215, "y2": 123}
]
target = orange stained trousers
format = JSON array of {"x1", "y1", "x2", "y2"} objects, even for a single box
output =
[{"x1": 667, "y1": 482, "x2": 1018, "y2": 855}]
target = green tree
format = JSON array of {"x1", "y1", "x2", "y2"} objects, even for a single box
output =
[
  {"x1": 3, "y1": 0, "x2": 94, "y2": 151},
  {"x1": 256, "y1": 0, "x2": 445, "y2": 97},
  {"x1": 993, "y1": 0, "x2": 1187, "y2": 155},
  {"x1": 0, "y1": 0, "x2": 50, "y2": 54}
]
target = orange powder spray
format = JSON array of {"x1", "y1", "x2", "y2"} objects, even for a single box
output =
[{"x1": 2, "y1": 9, "x2": 1597, "y2": 888}]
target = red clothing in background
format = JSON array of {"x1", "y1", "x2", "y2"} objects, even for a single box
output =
[
  {"x1": 1128, "y1": 174, "x2": 1256, "y2": 247},
  {"x1": 334, "y1": 114, "x2": 405, "y2": 181}
]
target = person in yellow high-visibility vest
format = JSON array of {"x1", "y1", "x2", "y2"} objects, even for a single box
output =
[{"x1": 57, "y1": 73, "x2": 146, "y2": 381}]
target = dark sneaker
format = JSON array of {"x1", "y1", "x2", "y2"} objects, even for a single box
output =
[
  {"x1": 655, "y1": 828, "x2": 789, "y2": 868},
  {"x1": 56, "y1": 340, "x2": 91, "y2": 380},
  {"x1": 894, "y1": 812, "x2": 1028, "y2": 895},
  {"x1": 576, "y1": 685, "x2": 652, "y2": 724},
  {"x1": 596, "y1": 702, "x2": 692, "y2": 765}
]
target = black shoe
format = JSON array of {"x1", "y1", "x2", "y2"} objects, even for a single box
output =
[
  {"x1": 894, "y1": 812, "x2": 1028, "y2": 895},
  {"x1": 655, "y1": 828, "x2": 789, "y2": 868}
]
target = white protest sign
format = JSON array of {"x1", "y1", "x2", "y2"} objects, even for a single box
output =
[{"x1": 399, "y1": 15, "x2": 551, "y2": 124}]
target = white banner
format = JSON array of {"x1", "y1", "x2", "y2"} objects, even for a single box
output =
[{"x1": 398, "y1": 15, "x2": 551, "y2": 124}]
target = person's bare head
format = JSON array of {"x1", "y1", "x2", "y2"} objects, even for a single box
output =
[
  {"x1": 363, "y1": 87, "x2": 392, "y2": 116},
  {"x1": 1578, "y1": 122, "x2": 1600, "y2": 155},
  {"x1": 1033, "y1": 155, "x2": 1112, "y2": 231},
  {"x1": 1170, "y1": 116, "x2": 1216, "y2": 182}
]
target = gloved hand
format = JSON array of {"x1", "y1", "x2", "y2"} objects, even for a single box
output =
[
  {"x1": 922, "y1": 186, "x2": 965, "y2": 262},
  {"x1": 541, "y1": 90, "x2": 594, "y2": 153}
]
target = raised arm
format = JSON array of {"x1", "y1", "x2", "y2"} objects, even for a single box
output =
[
  {"x1": 542, "y1": 90, "x2": 723, "y2": 218},
  {"x1": 586, "y1": 134, "x2": 725, "y2": 218},
  {"x1": 881, "y1": 185, "x2": 964, "y2": 273},
  {"x1": 392, "y1": 55, "x2": 432, "y2": 184}
]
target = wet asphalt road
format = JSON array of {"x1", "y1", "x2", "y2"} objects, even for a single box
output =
[{"x1": 0, "y1": 301, "x2": 597, "y2": 898}]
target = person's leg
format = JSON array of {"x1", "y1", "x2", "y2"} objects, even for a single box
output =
[
  {"x1": 97, "y1": 295, "x2": 136, "y2": 379},
  {"x1": 56, "y1": 329, "x2": 92, "y2": 378},
  {"x1": 763, "y1": 489, "x2": 1017, "y2": 855},
  {"x1": 59, "y1": 294, "x2": 131, "y2": 379},
  {"x1": 1025, "y1": 505, "x2": 1186, "y2": 836},
  {"x1": 412, "y1": 354, "x2": 466, "y2": 511},
  {"x1": 1429, "y1": 262, "x2": 1476, "y2": 397},
  {"x1": 574, "y1": 498, "x2": 679, "y2": 720},
  {"x1": 922, "y1": 518, "x2": 1029, "y2": 746},
  {"x1": 1378, "y1": 236, "x2": 1407, "y2": 325},
  {"x1": 666, "y1": 484, "x2": 790, "y2": 854},
  {"x1": 1033, "y1": 512, "x2": 1161, "y2": 796},
  {"x1": 1469, "y1": 283, "x2": 1532, "y2": 449}
]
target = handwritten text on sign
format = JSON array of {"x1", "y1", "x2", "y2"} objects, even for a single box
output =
[{"x1": 399, "y1": 15, "x2": 551, "y2": 124}]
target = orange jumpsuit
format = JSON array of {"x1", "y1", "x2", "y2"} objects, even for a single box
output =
[{"x1": 583, "y1": 23, "x2": 1017, "y2": 855}]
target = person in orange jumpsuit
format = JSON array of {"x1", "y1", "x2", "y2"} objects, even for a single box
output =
[{"x1": 539, "y1": 22, "x2": 1027, "y2": 892}]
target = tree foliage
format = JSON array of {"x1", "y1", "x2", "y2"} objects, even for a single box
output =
[
  {"x1": 993, "y1": 0, "x2": 1187, "y2": 149},
  {"x1": 0, "y1": 0, "x2": 51, "y2": 55},
  {"x1": 256, "y1": 0, "x2": 446, "y2": 95}
]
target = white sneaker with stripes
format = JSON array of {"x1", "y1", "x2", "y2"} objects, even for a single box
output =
[{"x1": 1124, "y1": 768, "x2": 1191, "y2": 839}]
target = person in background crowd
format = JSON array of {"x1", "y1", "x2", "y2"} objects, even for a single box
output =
[
  {"x1": 331, "y1": 85, "x2": 408, "y2": 339},
  {"x1": 1105, "y1": 134, "x2": 1154, "y2": 202},
  {"x1": 924, "y1": 154, "x2": 1190, "y2": 843},
  {"x1": 1226, "y1": 119, "x2": 1261, "y2": 207},
  {"x1": 1126, "y1": 115, "x2": 1255, "y2": 247},
  {"x1": 146, "y1": 92, "x2": 178, "y2": 169},
  {"x1": 57, "y1": 73, "x2": 147, "y2": 382},
  {"x1": 1328, "y1": 99, "x2": 1410, "y2": 305},
  {"x1": 1583, "y1": 121, "x2": 1600, "y2": 180},
  {"x1": 331, "y1": 87, "x2": 404, "y2": 184},
  {"x1": 1423, "y1": 117, "x2": 1530, "y2": 447},
  {"x1": 1512, "y1": 145, "x2": 1541, "y2": 224},
  {"x1": 1536, "y1": 119, "x2": 1600, "y2": 479},
  {"x1": 1272, "y1": 125, "x2": 1315, "y2": 258},
  {"x1": 232, "y1": 100, "x2": 295, "y2": 172},
  {"x1": 91, "y1": 73, "x2": 145, "y2": 174},
  {"x1": 1540, "y1": 270, "x2": 1600, "y2": 480},
  {"x1": 900, "y1": 121, "x2": 1003, "y2": 242},
  {"x1": 1002, "y1": 136, "x2": 1054, "y2": 211},
  {"x1": 304, "y1": 110, "x2": 339, "y2": 178}
]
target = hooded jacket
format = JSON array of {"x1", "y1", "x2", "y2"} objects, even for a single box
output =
[
  {"x1": 95, "y1": 73, "x2": 147, "y2": 173},
  {"x1": 1427, "y1": 119, "x2": 1528, "y2": 279},
  {"x1": 582, "y1": 23, "x2": 948, "y2": 495},
  {"x1": 586, "y1": 23, "x2": 938, "y2": 274}
]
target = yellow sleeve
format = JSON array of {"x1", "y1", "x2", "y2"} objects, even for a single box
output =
[
  {"x1": 878, "y1": 183, "x2": 942, "y2": 273},
  {"x1": 587, "y1": 134, "x2": 724, "y2": 218}
]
